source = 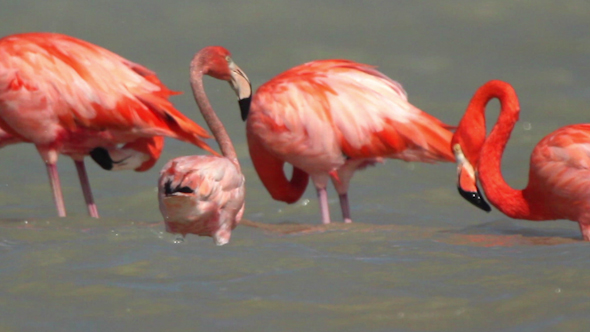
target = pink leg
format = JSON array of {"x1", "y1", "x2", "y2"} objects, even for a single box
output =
[
  {"x1": 45, "y1": 163, "x2": 66, "y2": 217},
  {"x1": 74, "y1": 160, "x2": 99, "y2": 218},
  {"x1": 579, "y1": 222, "x2": 590, "y2": 241},
  {"x1": 316, "y1": 186, "x2": 331, "y2": 224},
  {"x1": 338, "y1": 193, "x2": 352, "y2": 223}
]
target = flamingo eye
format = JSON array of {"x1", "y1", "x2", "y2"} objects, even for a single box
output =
[{"x1": 225, "y1": 55, "x2": 231, "y2": 62}]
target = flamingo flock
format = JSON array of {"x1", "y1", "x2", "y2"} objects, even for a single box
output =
[{"x1": 1, "y1": 32, "x2": 589, "y2": 244}]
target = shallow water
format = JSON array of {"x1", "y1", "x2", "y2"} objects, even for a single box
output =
[{"x1": 1, "y1": 1, "x2": 590, "y2": 331}]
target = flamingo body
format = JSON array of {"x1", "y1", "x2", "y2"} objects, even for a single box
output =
[
  {"x1": 453, "y1": 80, "x2": 590, "y2": 240},
  {"x1": 158, "y1": 156, "x2": 245, "y2": 245},
  {"x1": 0, "y1": 32, "x2": 214, "y2": 217},
  {"x1": 246, "y1": 59, "x2": 455, "y2": 224}
]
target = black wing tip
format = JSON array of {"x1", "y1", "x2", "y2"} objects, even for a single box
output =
[
  {"x1": 164, "y1": 180, "x2": 194, "y2": 196},
  {"x1": 90, "y1": 147, "x2": 114, "y2": 171},
  {"x1": 239, "y1": 96, "x2": 251, "y2": 121},
  {"x1": 457, "y1": 186, "x2": 492, "y2": 212}
]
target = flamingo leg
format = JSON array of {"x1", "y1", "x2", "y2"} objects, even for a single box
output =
[
  {"x1": 338, "y1": 193, "x2": 352, "y2": 223},
  {"x1": 316, "y1": 186, "x2": 331, "y2": 224},
  {"x1": 74, "y1": 160, "x2": 99, "y2": 218},
  {"x1": 578, "y1": 222, "x2": 590, "y2": 241},
  {"x1": 45, "y1": 163, "x2": 67, "y2": 217}
]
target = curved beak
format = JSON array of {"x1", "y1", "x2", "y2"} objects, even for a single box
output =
[
  {"x1": 228, "y1": 61, "x2": 252, "y2": 121},
  {"x1": 454, "y1": 145, "x2": 491, "y2": 212}
]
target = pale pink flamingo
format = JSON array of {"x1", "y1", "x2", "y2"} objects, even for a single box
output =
[
  {"x1": 452, "y1": 80, "x2": 590, "y2": 241},
  {"x1": 158, "y1": 46, "x2": 248, "y2": 245},
  {"x1": 244, "y1": 59, "x2": 455, "y2": 224},
  {"x1": 0, "y1": 32, "x2": 216, "y2": 218}
]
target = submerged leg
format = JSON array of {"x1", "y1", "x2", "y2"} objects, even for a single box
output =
[
  {"x1": 338, "y1": 193, "x2": 352, "y2": 223},
  {"x1": 316, "y1": 186, "x2": 331, "y2": 224},
  {"x1": 45, "y1": 163, "x2": 66, "y2": 217},
  {"x1": 579, "y1": 222, "x2": 590, "y2": 241},
  {"x1": 74, "y1": 160, "x2": 99, "y2": 218}
]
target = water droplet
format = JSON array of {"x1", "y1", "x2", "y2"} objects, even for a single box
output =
[
  {"x1": 523, "y1": 122, "x2": 532, "y2": 130},
  {"x1": 555, "y1": 288, "x2": 561, "y2": 294},
  {"x1": 173, "y1": 237, "x2": 184, "y2": 244},
  {"x1": 23, "y1": 220, "x2": 28, "y2": 224},
  {"x1": 301, "y1": 199, "x2": 310, "y2": 206}
]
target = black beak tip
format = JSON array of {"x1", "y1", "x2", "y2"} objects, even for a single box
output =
[
  {"x1": 90, "y1": 147, "x2": 114, "y2": 171},
  {"x1": 239, "y1": 96, "x2": 251, "y2": 122},
  {"x1": 457, "y1": 186, "x2": 492, "y2": 212}
]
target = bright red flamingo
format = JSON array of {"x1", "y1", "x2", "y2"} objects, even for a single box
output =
[
  {"x1": 244, "y1": 59, "x2": 455, "y2": 224},
  {"x1": 0, "y1": 32, "x2": 216, "y2": 218},
  {"x1": 452, "y1": 80, "x2": 590, "y2": 241},
  {"x1": 158, "y1": 46, "x2": 249, "y2": 245}
]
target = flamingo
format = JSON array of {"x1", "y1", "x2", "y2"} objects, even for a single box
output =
[
  {"x1": 0, "y1": 32, "x2": 216, "y2": 218},
  {"x1": 452, "y1": 80, "x2": 590, "y2": 241},
  {"x1": 243, "y1": 59, "x2": 455, "y2": 224},
  {"x1": 158, "y1": 46, "x2": 248, "y2": 245}
]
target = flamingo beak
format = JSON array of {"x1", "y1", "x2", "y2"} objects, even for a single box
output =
[
  {"x1": 228, "y1": 61, "x2": 252, "y2": 121},
  {"x1": 454, "y1": 144, "x2": 491, "y2": 212}
]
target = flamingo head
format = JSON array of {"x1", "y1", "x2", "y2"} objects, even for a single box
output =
[
  {"x1": 451, "y1": 105, "x2": 491, "y2": 213},
  {"x1": 197, "y1": 46, "x2": 252, "y2": 121}
]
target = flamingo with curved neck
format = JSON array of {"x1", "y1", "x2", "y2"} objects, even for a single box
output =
[
  {"x1": 243, "y1": 59, "x2": 455, "y2": 224},
  {"x1": 158, "y1": 46, "x2": 250, "y2": 245},
  {"x1": 453, "y1": 79, "x2": 590, "y2": 240}
]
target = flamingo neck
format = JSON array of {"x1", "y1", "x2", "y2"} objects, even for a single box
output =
[
  {"x1": 190, "y1": 57, "x2": 239, "y2": 168},
  {"x1": 475, "y1": 81, "x2": 533, "y2": 219}
]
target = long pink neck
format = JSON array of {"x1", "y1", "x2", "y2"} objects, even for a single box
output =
[
  {"x1": 190, "y1": 56, "x2": 239, "y2": 168},
  {"x1": 470, "y1": 81, "x2": 533, "y2": 219}
]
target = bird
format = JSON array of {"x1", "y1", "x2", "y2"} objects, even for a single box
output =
[
  {"x1": 0, "y1": 32, "x2": 216, "y2": 218},
  {"x1": 452, "y1": 79, "x2": 590, "y2": 241},
  {"x1": 243, "y1": 59, "x2": 455, "y2": 224},
  {"x1": 157, "y1": 46, "x2": 248, "y2": 245}
]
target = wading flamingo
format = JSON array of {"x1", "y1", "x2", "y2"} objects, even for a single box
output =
[
  {"x1": 453, "y1": 80, "x2": 590, "y2": 241},
  {"x1": 0, "y1": 32, "x2": 216, "y2": 218},
  {"x1": 158, "y1": 46, "x2": 248, "y2": 245},
  {"x1": 243, "y1": 59, "x2": 455, "y2": 224}
]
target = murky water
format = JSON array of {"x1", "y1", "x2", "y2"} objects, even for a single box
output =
[{"x1": 1, "y1": 1, "x2": 590, "y2": 331}]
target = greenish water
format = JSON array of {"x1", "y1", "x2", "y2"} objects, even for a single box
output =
[{"x1": 1, "y1": 1, "x2": 590, "y2": 331}]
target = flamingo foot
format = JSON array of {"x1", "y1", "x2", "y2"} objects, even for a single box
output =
[
  {"x1": 74, "y1": 160, "x2": 99, "y2": 218},
  {"x1": 46, "y1": 163, "x2": 66, "y2": 217}
]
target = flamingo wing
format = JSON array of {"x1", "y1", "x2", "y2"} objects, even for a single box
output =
[{"x1": 0, "y1": 32, "x2": 215, "y2": 154}]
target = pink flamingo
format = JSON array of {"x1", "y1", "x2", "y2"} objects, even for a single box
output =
[
  {"x1": 158, "y1": 46, "x2": 249, "y2": 245},
  {"x1": 452, "y1": 80, "x2": 590, "y2": 241},
  {"x1": 244, "y1": 59, "x2": 455, "y2": 224},
  {"x1": 0, "y1": 32, "x2": 216, "y2": 218}
]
